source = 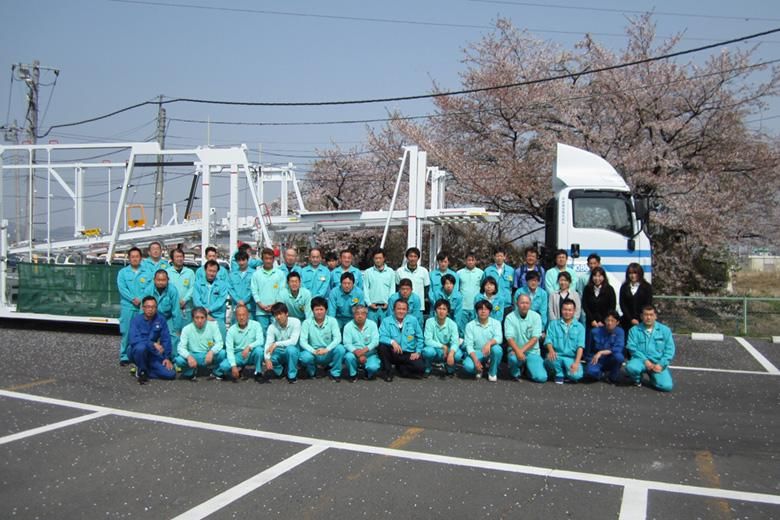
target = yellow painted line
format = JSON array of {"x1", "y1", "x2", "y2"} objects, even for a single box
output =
[
  {"x1": 346, "y1": 427, "x2": 424, "y2": 481},
  {"x1": 3, "y1": 379, "x2": 56, "y2": 391},
  {"x1": 695, "y1": 450, "x2": 732, "y2": 519}
]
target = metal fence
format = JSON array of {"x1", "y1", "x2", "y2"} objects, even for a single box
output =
[{"x1": 655, "y1": 295, "x2": 780, "y2": 337}]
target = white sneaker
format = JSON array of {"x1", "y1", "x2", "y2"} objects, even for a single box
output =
[
  {"x1": 475, "y1": 372, "x2": 482, "y2": 379},
  {"x1": 488, "y1": 374, "x2": 497, "y2": 382}
]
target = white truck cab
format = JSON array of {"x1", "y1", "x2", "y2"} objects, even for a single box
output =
[{"x1": 544, "y1": 143, "x2": 652, "y2": 287}]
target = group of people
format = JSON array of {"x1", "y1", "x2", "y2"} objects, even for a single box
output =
[{"x1": 119, "y1": 242, "x2": 675, "y2": 391}]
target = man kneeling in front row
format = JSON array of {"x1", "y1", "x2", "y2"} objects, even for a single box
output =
[
  {"x1": 129, "y1": 296, "x2": 176, "y2": 384},
  {"x1": 625, "y1": 305, "x2": 676, "y2": 392}
]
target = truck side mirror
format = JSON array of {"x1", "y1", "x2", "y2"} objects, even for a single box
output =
[
  {"x1": 570, "y1": 243, "x2": 580, "y2": 258},
  {"x1": 627, "y1": 238, "x2": 636, "y2": 252},
  {"x1": 635, "y1": 197, "x2": 650, "y2": 222}
]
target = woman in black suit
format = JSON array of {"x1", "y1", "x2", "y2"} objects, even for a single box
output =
[
  {"x1": 618, "y1": 263, "x2": 653, "y2": 334},
  {"x1": 582, "y1": 266, "x2": 617, "y2": 347}
]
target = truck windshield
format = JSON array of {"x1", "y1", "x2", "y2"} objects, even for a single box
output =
[{"x1": 570, "y1": 191, "x2": 634, "y2": 237}]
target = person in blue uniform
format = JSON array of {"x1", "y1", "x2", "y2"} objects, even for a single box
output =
[
  {"x1": 585, "y1": 310, "x2": 625, "y2": 383},
  {"x1": 460, "y1": 300, "x2": 503, "y2": 381},
  {"x1": 143, "y1": 269, "x2": 182, "y2": 357},
  {"x1": 625, "y1": 305, "x2": 675, "y2": 392},
  {"x1": 377, "y1": 299, "x2": 425, "y2": 381},
  {"x1": 544, "y1": 299, "x2": 585, "y2": 384},
  {"x1": 279, "y1": 247, "x2": 304, "y2": 278},
  {"x1": 343, "y1": 304, "x2": 381, "y2": 382},
  {"x1": 512, "y1": 247, "x2": 545, "y2": 290},
  {"x1": 117, "y1": 247, "x2": 150, "y2": 365},
  {"x1": 230, "y1": 242, "x2": 262, "y2": 272},
  {"x1": 193, "y1": 260, "x2": 229, "y2": 341},
  {"x1": 300, "y1": 297, "x2": 345, "y2": 382},
  {"x1": 195, "y1": 246, "x2": 228, "y2": 284},
  {"x1": 129, "y1": 296, "x2": 175, "y2": 384},
  {"x1": 457, "y1": 252, "x2": 483, "y2": 334},
  {"x1": 301, "y1": 247, "x2": 331, "y2": 298},
  {"x1": 328, "y1": 272, "x2": 365, "y2": 330}
]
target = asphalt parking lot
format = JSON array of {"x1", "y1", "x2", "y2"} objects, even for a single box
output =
[{"x1": 0, "y1": 322, "x2": 778, "y2": 519}]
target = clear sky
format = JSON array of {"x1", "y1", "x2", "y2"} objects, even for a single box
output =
[{"x1": 1, "y1": 0, "x2": 779, "y2": 236}]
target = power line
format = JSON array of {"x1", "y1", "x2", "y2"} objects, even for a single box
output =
[
  {"x1": 110, "y1": 0, "x2": 491, "y2": 29},
  {"x1": 36, "y1": 26, "x2": 780, "y2": 138},
  {"x1": 469, "y1": 0, "x2": 780, "y2": 23},
  {"x1": 167, "y1": 58, "x2": 780, "y2": 129}
]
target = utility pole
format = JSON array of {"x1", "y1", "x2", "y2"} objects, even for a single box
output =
[
  {"x1": 153, "y1": 95, "x2": 166, "y2": 226},
  {"x1": 18, "y1": 60, "x2": 41, "y2": 245}
]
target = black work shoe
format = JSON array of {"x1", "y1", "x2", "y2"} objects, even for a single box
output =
[
  {"x1": 329, "y1": 374, "x2": 341, "y2": 383},
  {"x1": 287, "y1": 377, "x2": 297, "y2": 384},
  {"x1": 137, "y1": 370, "x2": 149, "y2": 385},
  {"x1": 383, "y1": 373, "x2": 394, "y2": 383},
  {"x1": 254, "y1": 373, "x2": 268, "y2": 384},
  {"x1": 348, "y1": 375, "x2": 358, "y2": 383},
  {"x1": 119, "y1": 360, "x2": 130, "y2": 367}
]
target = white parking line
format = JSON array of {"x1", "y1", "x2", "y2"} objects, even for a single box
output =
[
  {"x1": 1, "y1": 388, "x2": 779, "y2": 513},
  {"x1": 0, "y1": 411, "x2": 109, "y2": 445},
  {"x1": 619, "y1": 486, "x2": 648, "y2": 520},
  {"x1": 172, "y1": 445, "x2": 328, "y2": 520},
  {"x1": 735, "y1": 337, "x2": 780, "y2": 374},
  {"x1": 669, "y1": 366, "x2": 778, "y2": 376}
]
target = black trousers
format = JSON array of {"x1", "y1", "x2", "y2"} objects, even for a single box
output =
[{"x1": 378, "y1": 343, "x2": 425, "y2": 377}]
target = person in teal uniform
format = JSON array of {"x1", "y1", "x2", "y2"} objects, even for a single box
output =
[
  {"x1": 251, "y1": 247, "x2": 286, "y2": 330},
  {"x1": 625, "y1": 305, "x2": 675, "y2": 392},
  {"x1": 457, "y1": 251, "x2": 484, "y2": 333},
  {"x1": 301, "y1": 247, "x2": 331, "y2": 298},
  {"x1": 143, "y1": 269, "x2": 182, "y2": 357},
  {"x1": 228, "y1": 250, "x2": 256, "y2": 321},
  {"x1": 544, "y1": 249, "x2": 578, "y2": 295},
  {"x1": 278, "y1": 247, "x2": 304, "y2": 278},
  {"x1": 300, "y1": 297, "x2": 346, "y2": 381},
  {"x1": 363, "y1": 248, "x2": 395, "y2": 325},
  {"x1": 230, "y1": 242, "x2": 261, "y2": 272},
  {"x1": 377, "y1": 299, "x2": 425, "y2": 381},
  {"x1": 459, "y1": 300, "x2": 503, "y2": 381},
  {"x1": 175, "y1": 306, "x2": 226, "y2": 380},
  {"x1": 330, "y1": 249, "x2": 363, "y2": 291},
  {"x1": 430, "y1": 251, "x2": 460, "y2": 295},
  {"x1": 544, "y1": 299, "x2": 585, "y2": 384},
  {"x1": 386, "y1": 278, "x2": 423, "y2": 325},
  {"x1": 504, "y1": 294, "x2": 546, "y2": 383},
  {"x1": 257, "y1": 302, "x2": 301, "y2": 384},
  {"x1": 214, "y1": 304, "x2": 264, "y2": 381},
  {"x1": 279, "y1": 271, "x2": 313, "y2": 322},
  {"x1": 482, "y1": 247, "x2": 515, "y2": 309},
  {"x1": 195, "y1": 246, "x2": 228, "y2": 284},
  {"x1": 474, "y1": 276, "x2": 510, "y2": 322},
  {"x1": 423, "y1": 299, "x2": 459, "y2": 377},
  {"x1": 515, "y1": 271, "x2": 548, "y2": 332},
  {"x1": 167, "y1": 248, "x2": 195, "y2": 327},
  {"x1": 193, "y1": 260, "x2": 229, "y2": 341},
  {"x1": 428, "y1": 274, "x2": 462, "y2": 328},
  {"x1": 141, "y1": 241, "x2": 170, "y2": 276},
  {"x1": 117, "y1": 247, "x2": 150, "y2": 365},
  {"x1": 328, "y1": 272, "x2": 365, "y2": 330},
  {"x1": 342, "y1": 304, "x2": 381, "y2": 382}
]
